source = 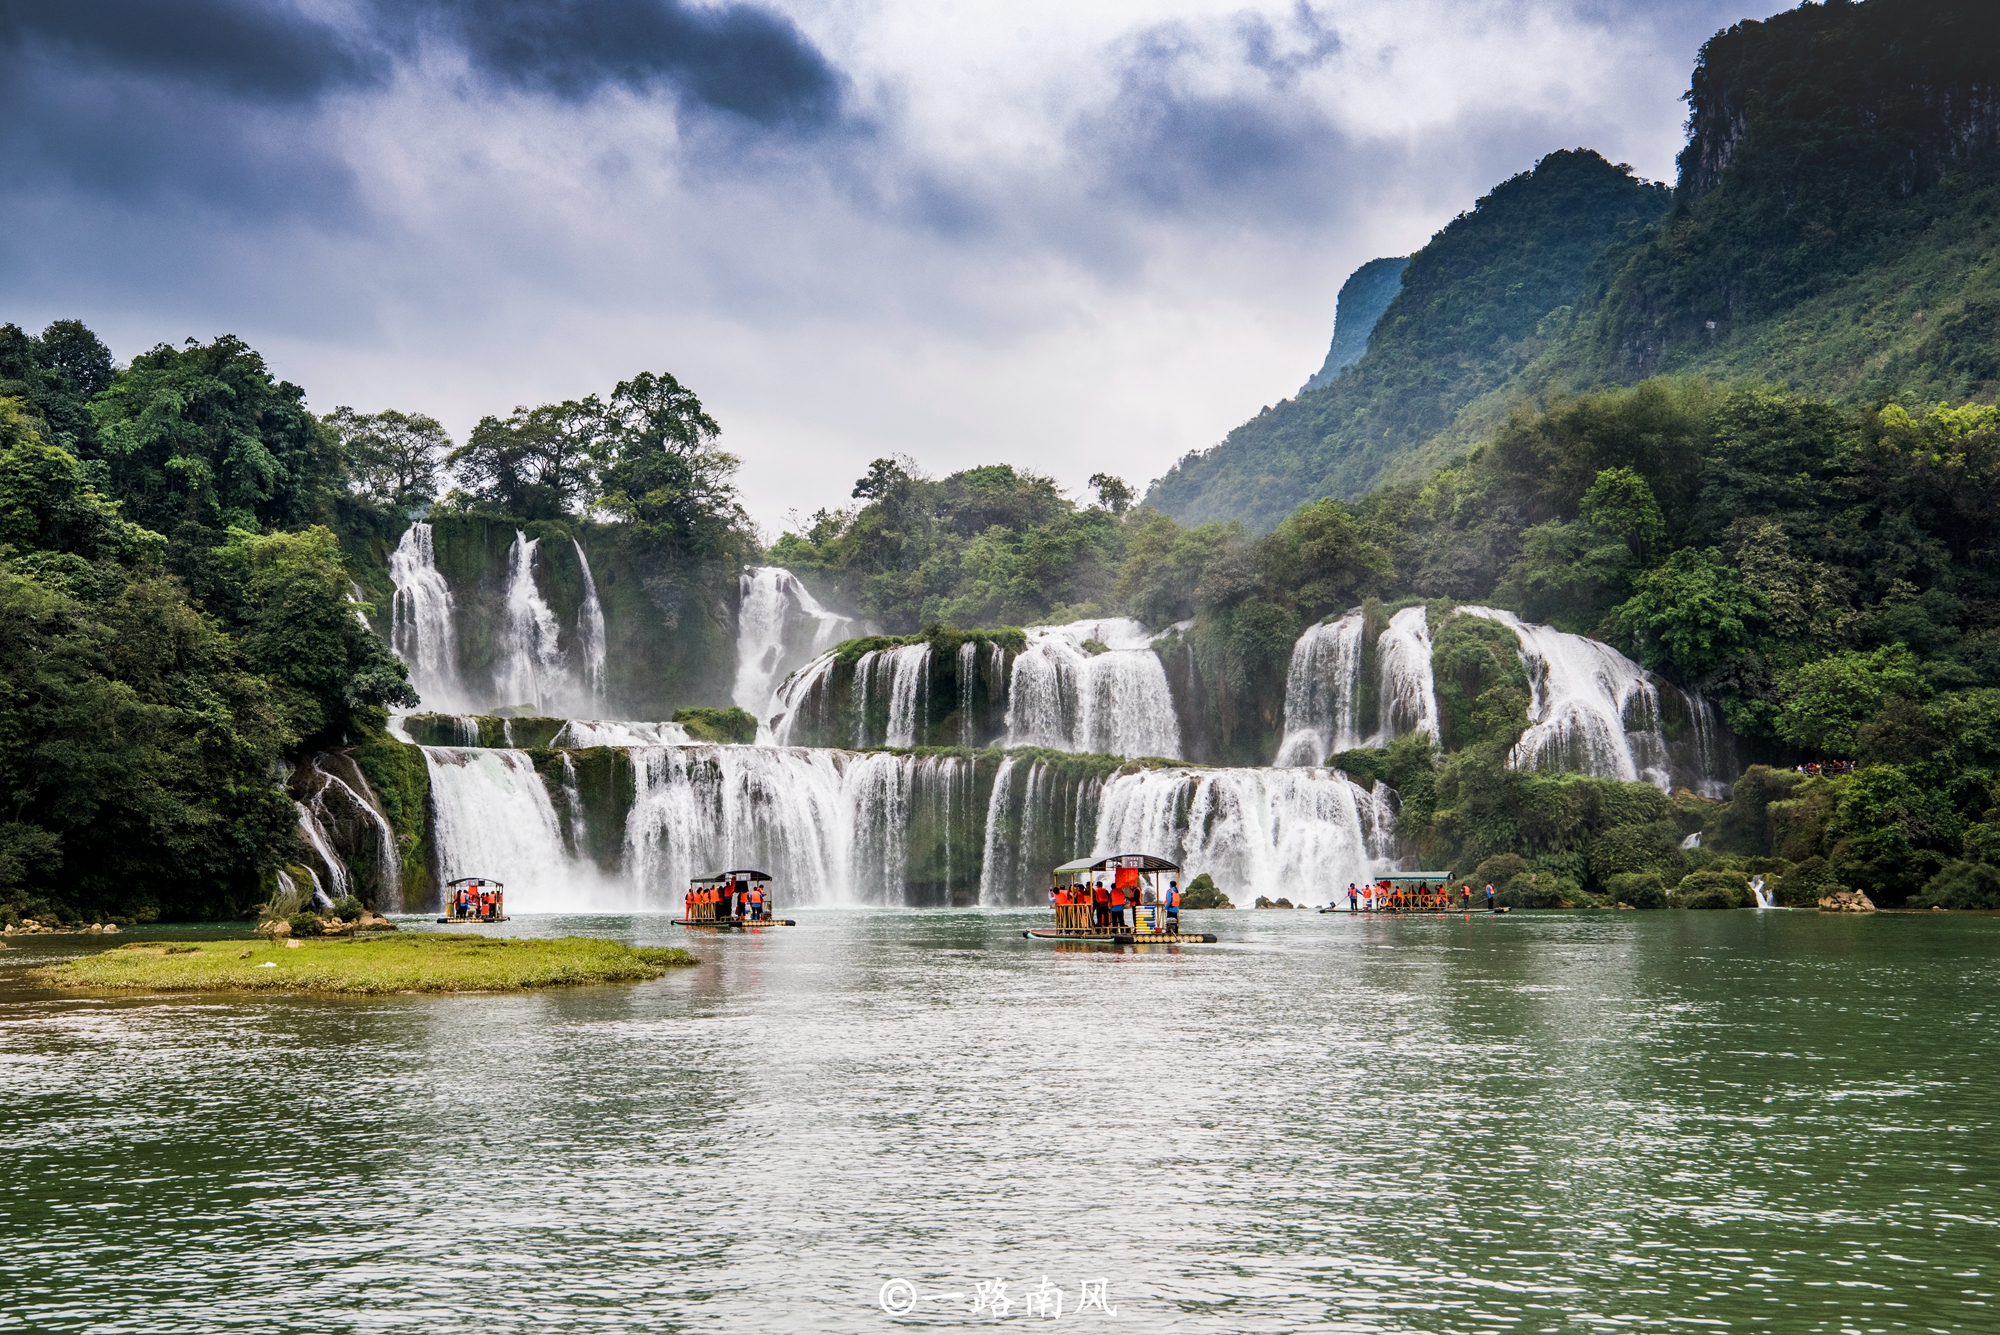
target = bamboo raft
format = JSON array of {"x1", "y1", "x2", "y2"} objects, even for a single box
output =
[
  {"x1": 1026, "y1": 854, "x2": 1218, "y2": 945},
  {"x1": 675, "y1": 870, "x2": 796, "y2": 931}
]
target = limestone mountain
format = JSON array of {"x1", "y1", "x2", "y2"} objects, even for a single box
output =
[
  {"x1": 1151, "y1": 0, "x2": 2000, "y2": 532},
  {"x1": 1301, "y1": 256, "x2": 1408, "y2": 393}
]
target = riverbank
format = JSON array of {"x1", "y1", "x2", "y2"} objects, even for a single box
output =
[{"x1": 33, "y1": 934, "x2": 699, "y2": 995}]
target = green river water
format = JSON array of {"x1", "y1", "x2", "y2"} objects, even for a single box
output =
[{"x1": 2, "y1": 909, "x2": 1995, "y2": 1333}]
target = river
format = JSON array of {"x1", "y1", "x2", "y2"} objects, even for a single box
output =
[{"x1": 3, "y1": 909, "x2": 1995, "y2": 1332}]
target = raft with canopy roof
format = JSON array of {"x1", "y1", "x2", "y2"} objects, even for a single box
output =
[
  {"x1": 438, "y1": 876, "x2": 507, "y2": 923},
  {"x1": 674, "y1": 870, "x2": 797, "y2": 930},
  {"x1": 1023, "y1": 854, "x2": 1218, "y2": 944}
]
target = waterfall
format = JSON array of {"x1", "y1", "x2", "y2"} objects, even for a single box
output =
[
  {"x1": 572, "y1": 539, "x2": 607, "y2": 703},
  {"x1": 976, "y1": 757, "x2": 1016, "y2": 906},
  {"x1": 424, "y1": 747, "x2": 621, "y2": 912},
  {"x1": 294, "y1": 801, "x2": 351, "y2": 900},
  {"x1": 1092, "y1": 766, "x2": 1390, "y2": 902},
  {"x1": 1003, "y1": 618, "x2": 1181, "y2": 759},
  {"x1": 555, "y1": 719, "x2": 692, "y2": 747},
  {"x1": 495, "y1": 531, "x2": 569, "y2": 714},
  {"x1": 1275, "y1": 611, "x2": 1365, "y2": 766},
  {"x1": 958, "y1": 641, "x2": 978, "y2": 747},
  {"x1": 389, "y1": 522, "x2": 460, "y2": 711},
  {"x1": 347, "y1": 581, "x2": 373, "y2": 631},
  {"x1": 1372, "y1": 606, "x2": 1439, "y2": 744},
  {"x1": 880, "y1": 644, "x2": 931, "y2": 748},
  {"x1": 1683, "y1": 692, "x2": 1736, "y2": 799},
  {"x1": 732, "y1": 567, "x2": 866, "y2": 736},
  {"x1": 1751, "y1": 874, "x2": 1777, "y2": 909},
  {"x1": 1459, "y1": 607, "x2": 1672, "y2": 788},
  {"x1": 299, "y1": 758, "x2": 400, "y2": 906},
  {"x1": 768, "y1": 652, "x2": 839, "y2": 747}
]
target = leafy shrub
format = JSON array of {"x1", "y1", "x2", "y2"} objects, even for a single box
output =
[
  {"x1": 1675, "y1": 870, "x2": 1750, "y2": 909},
  {"x1": 1961, "y1": 822, "x2": 2000, "y2": 866},
  {"x1": 1182, "y1": 873, "x2": 1231, "y2": 909},
  {"x1": 1473, "y1": 853, "x2": 1531, "y2": 888},
  {"x1": 258, "y1": 878, "x2": 311, "y2": 924},
  {"x1": 1604, "y1": 871, "x2": 1667, "y2": 908},
  {"x1": 671, "y1": 707, "x2": 758, "y2": 745},
  {"x1": 288, "y1": 912, "x2": 325, "y2": 937},
  {"x1": 1589, "y1": 821, "x2": 1686, "y2": 882},
  {"x1": 1913, "y1": 860, "x2": 2000, "y2": 909},
  {"x1": 1779, "y1": 856, "x2": 1835, "y2": 906},
  {"x1": 1498, "y1": 871, "x2": 1578, "y2": 908},
  {"x1": 329, "y1": 896, "x2": 364, "y2": 921}
]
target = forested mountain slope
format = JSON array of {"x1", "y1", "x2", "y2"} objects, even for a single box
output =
[
  {"x1": 1146, "y1": 150, "x2": 1669, "y2": 530},
  {"x1": 1151, "y1": 0, "x2": 2000, "y2": 531}
]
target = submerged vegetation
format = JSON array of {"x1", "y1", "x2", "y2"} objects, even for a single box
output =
[{"x1": 37, "y1": 934, "x2": 700, "y2": 994}]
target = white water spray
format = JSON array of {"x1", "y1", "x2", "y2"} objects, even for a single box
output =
[
  {"x1": 1372, "y1": 607, "x2": 1440, "y2": 744},
  {"x1": 1004, "y1": 618, "x2": 1181, "y2": 759},
  {"x1": 1459, "y1": 606, "x2": 1672, "y2": 788},
  {"x1": 1093, "y1": 766, "x2": 1391, "y2": 902},
  {"x1": 572, "y1": 539, "x2": 607, "y2": 703},
  {"x1": 388, "y1": 522, "x2": 461, "y2": 711},
  {"x1": 732, "y1": 567, "x2": 866, "y2": 737},
  {"x1": 495, "y1": 532, "x2": 568, "y2": 714},
  {"x1": 1276, "y1": 611, "x2": 1365, "y2": 766}
]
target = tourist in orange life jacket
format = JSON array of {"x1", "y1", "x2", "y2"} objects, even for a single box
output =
[
  {"x1": 1166, "y1": 879, "x2": 1180, "y2": 929},
  {"x1": 1093, "y1": 880, "x2": 1109, "y2": 929}
]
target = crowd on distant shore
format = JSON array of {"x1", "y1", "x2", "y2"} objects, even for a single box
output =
[{"x1": 1793, "y1": 761, "x2": 1858, "y2": 777}]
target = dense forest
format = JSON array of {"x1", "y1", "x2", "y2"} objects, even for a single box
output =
[
  {"x1": 0, "y1": 324, "x2": 756, "y2": 924},
  {"x1": 1149, "y1": 0, "x2": 2000, "y2": 531}
]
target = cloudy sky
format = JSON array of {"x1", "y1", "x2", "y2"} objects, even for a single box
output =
[{"x1": 1, "y1": 0, "x2": 1768, "y2": 533}]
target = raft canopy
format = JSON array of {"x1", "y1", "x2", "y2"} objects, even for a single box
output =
[
  {"x1": 691, "y1": 870, "x2": 772, "y2": 886},
  {"x1": 447, "y1": 876, "x2": 504, "y2": 890},
  {"x1": 1081, "y1": 854, "x2": 1181, "y2": 873}
]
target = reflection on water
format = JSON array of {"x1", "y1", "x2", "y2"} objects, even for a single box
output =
[{"x1": 2, "y1": 910, "x2": 1996, "y2": 1332}]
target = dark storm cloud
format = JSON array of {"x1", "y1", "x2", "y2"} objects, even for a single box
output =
[
  {"x1": 425, "y1": 0, "x2": 843, "y2": 126},
  {"x1": 0, "y1": 0, "x2": 844, "y2": 122},
  {"x1": 1069, "y1": 13, "x2": 1372, "y2": 223},
  {"x1": 0, "y1": 0, "x2": 382, "y2": 101}
]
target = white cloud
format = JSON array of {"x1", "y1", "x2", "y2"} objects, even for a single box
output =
[{"x1": 2, "y1": 0, "x2": 1763, "y2": 527}]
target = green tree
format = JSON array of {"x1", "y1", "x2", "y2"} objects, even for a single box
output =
[
  {"x1": 1578, "y1": 467, "x2": 1665, "y2": 560},
  {"x1": 205, "y1": 527, "x2": 417, "y2": 743},
  {"x1": 595, "y1": 371, "x2": 748, "y2": 555},
  {"x1": 1609, "y1": 547, "x2": 1761, "y2": 680},
  {"x1": 1774, "y1": 646, "x2": 1922, "y2": 758},
  {"x1": 328, "y1": 407, "x2": 451, "y2": 510},
  {"x1": 1089, "y1": 473, "x2": 1134, "y2": 514},
  {"x1": 447, "y1": 397, "x2": 604, "y2": 520},
  {"x1": 91, "y1": 335, "x2": 341, "y2": 534}
]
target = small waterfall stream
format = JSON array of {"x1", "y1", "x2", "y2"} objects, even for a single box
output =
[
  {"x1": 572, "y1": 539, "x2": 607, "y2": 703},
  {"x1": 389, "y1": 522, "x2": 461, "y2": 711}
]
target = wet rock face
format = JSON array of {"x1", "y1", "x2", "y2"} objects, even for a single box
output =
[{"x1": 1818, "y1": 889, "x2": 1876, "y2": 914}]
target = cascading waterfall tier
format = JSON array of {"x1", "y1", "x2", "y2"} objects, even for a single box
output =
[
  {"x1": 408, "y1": 739, "x2": 1400, "y2": 912},
  {"x1": 1004, "y1": 619, "x2": 1181, "y2": 759},
  {"x1": 1458, "y1": 606, "x2": 1731, "y2": 793},
  {"x1": 1275, "y1": 611, "x2": 1365, "y2": 766},
  {"x1": 732, "y1": 567, "x2": 867, "y2": 738},
  {"x1": 389, "y1": 522, "x2": 462, "y2": 712},
  {"x1": 1093, "y1": 766, "x2": 1394, "y2": 902},
  {"x1": 1276, "y1": 605, "x2": 1439, "y2": 767}
]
